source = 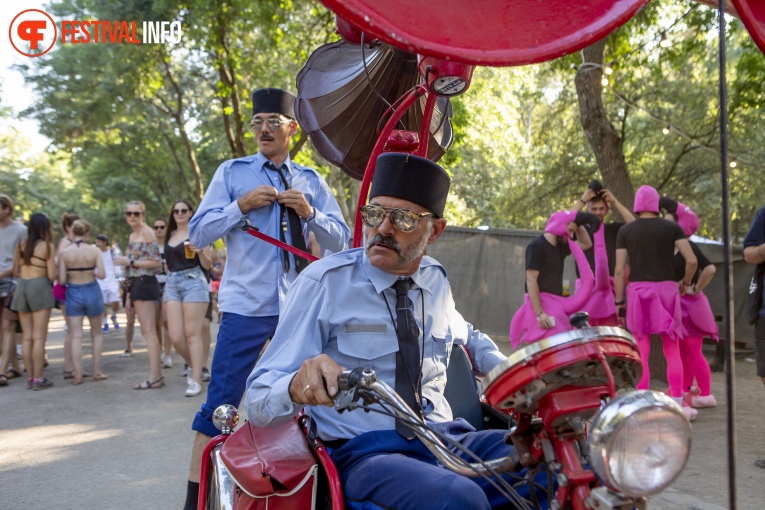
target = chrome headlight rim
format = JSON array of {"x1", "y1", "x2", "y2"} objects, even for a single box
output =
[{"x1": 589, "y1": 390, "x2": 691, "y2": 497}]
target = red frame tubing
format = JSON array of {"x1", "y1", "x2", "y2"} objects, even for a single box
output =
[
  {"x1": 415, "y1": 91, "x2": 437, "y2": 158},
  {"x1": 197, "y1": 434, "x2": 229, "y2": 510},
  {"x1": 352, "y1": 84, "x2": 429, "y2": 248},
  {"x1": 552, "y1": 439, "x2": 596, "y2": 510},
  {"x1": 314, "y1": 445, "x2": 345, "y2": 509}
]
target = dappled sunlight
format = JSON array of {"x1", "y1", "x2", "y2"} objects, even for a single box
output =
[{"x1": 0, "y1": 423, "x2": 122, "y2": 472}]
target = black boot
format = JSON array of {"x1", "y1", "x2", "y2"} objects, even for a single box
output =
[{"x1": 183, "y1": 480, "x2": 200, "y2": 510}]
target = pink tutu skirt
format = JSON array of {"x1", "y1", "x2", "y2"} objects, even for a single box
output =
[
  {"x1": 680, "y1": 292, "x2": 718, "y2": 340},
  {"x1": 625, "y1": 281, "x2": 684, "y2": 341},
  {"x1": 510, "y1": 235, "x2": 594, "y2": 349}
]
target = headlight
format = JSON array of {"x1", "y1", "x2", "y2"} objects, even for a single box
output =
[{"x1": 589, "y1": 390, "x2": 691, "y2": 497}]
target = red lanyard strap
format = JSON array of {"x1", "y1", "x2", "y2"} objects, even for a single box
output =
[{"x1": 239, "y1": 219, "x2": 319, "y2": 263}]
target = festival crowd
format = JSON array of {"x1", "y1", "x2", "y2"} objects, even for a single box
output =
[
  {"x1": 3, "y1": 86, "x2": 765, "y2": 510},
  {"x1": 0, "y1": 194, "x2": 227, "y2": 396}
]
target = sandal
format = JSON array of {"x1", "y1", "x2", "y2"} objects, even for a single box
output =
[
  {"x1": 64, "y1": 370, "x2": 92, "y2": 380},
  {"x1": 71, "y1": 376, "x2": 83, "y2": 386},
  {"x1": 6, "y1": 369, "x2": 22, "y2": 380},
  {"x1": 93, "y1": 373, "x2": 109, "y2": 382},
  {"x1": 0, "y1": 374, "x2": 8, "y2": 387},
  {"x1": 133, "y1": 376, "x2": 164, "y2": 390}
]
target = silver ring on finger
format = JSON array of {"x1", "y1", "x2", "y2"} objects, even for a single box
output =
[{"x1": 304, "y1": 384, "x2": 311, "y2": 393}]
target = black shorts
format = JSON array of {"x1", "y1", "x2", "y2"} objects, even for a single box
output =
[{"x1": 128, "y1": 276, "x2": 161, "y2": 304}]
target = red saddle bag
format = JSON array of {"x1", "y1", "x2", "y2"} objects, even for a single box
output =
[{"x1": 220, "y1": 419, "x2": 318, "y2": 510}]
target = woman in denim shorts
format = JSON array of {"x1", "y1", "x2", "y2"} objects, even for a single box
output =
[
  {"x1": 163, "y1": 199, "x2": 213, "y2": 397},
  {"x1": 58, "y1": 219, "x2": 107, "y2": 385}
]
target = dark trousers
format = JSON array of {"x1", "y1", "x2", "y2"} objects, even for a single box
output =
[
  {"x1": 755, "y1": 316, "x2": 765, "y2": 378},
  {"x1": 191, "y1": 312, "x2": 278, "y2": 437},
  {"x1": 330, "y1": 419, "x2": 550, "y2": 510}
]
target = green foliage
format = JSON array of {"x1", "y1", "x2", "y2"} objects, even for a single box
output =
[{"x1": 5, "y1": 0, "x2": 765, "y2": 242}]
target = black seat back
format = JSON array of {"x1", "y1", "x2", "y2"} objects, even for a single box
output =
[{"x1": 444, "y1": 345, "x2": 485, "y2": 430}]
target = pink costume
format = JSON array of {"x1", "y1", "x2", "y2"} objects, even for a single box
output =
[
  {"x1": 577, "y1": 222, "x2": 618, "y2": 326},
  {"x1": 510, "y1": 210, "x2": 594, "y2": 349},
  {"x1": 674, "y1": 203, "x2": 717, "y2": 400},
  {"x1": 627, "y1": 186, "x2": 685, "y2": 398}
]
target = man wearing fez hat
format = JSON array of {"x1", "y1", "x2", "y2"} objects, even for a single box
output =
[
  {"x1": 247, "y1": 153, "x2": 548, "y2": 509},
  {"x1": 183, "y1": 88, "x2": 350, "y2": 509}
]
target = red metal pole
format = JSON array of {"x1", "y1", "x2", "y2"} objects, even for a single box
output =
[
  {"x1": 197, "y1": 435, "x2": 229, "y2": 510},
  {"x1": 352, "y1": 84, "x2": 428, "y2": 247}
]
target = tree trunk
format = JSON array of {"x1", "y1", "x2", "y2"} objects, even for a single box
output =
[
  {"x1": 574, "y1": 38, "x2": 635, "y2": 220},
  {"x1": 176, "y1": 117, "x2": 204, "y2": 203}
]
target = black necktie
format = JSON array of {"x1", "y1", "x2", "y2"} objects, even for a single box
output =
[
  {"x1": 393, "y1": 278, "x2": 422, "y2": 439},
  {"x1": 264, "y1": 162, "x2": 309, "y2": 274}
]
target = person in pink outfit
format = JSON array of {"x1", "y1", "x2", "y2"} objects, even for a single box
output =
[
  {"x1": 614, "y1": 185, "x2": 698, "y2": 420},
  {"x1": 571, "y1": 180, "x2": 636, "y2": 326},
  {"x1": 660, "y1": 197, "x2": 718, "y2": 409},
  {"x1": 510, "y1": 210, "x2": 596, "y2": 348}
]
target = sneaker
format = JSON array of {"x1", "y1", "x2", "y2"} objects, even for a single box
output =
[
  {"x1": 33, "y1": 378, "x2": 54, "y2": 391},
  {"x1": 185, "y1": 381, "x2": 202, "y2": 397},
  {"x1": 102, "y1": 324, "x2": 109, "y2": 333},
  {"x1": 201, "y1": 367, "x2": 210, "y2": 382},
  {"x1": 691, "y1": 394, "x2": 717, "y2": 408},
  {"x1": 162, "y1": 355, "x2": 173, "y2": 369},
  {"x1": 179, "y1": 364, "x2": 189, "y2": 377},
  {"x1": 27, "y1": 378, "x2": 34, "y2": 390},
  {"x1": 122, "y1": 349, "x2": 133, "y2": 357},
  {"x1": 111, "y1": 315, "x2": 120, "y2": 329}
]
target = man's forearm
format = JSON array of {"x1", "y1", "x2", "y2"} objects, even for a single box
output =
[
  {"x1": 612, "y1": 200, "x2": 635, "y2": 223},
  {"x1": 744, "y1": 244, "x2": 765, "y2": 265}
]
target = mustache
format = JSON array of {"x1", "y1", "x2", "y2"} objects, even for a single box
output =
[
  {"x1": 260, "y1": 134, "x2": 273, "y2": 141},
  {"x1": 365, "y1": 233, "x2": 401, "y2": 254}
]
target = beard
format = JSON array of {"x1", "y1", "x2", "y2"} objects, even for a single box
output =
[{"x1": 364, "y1": 222, "x2": 433, "y2": 266}]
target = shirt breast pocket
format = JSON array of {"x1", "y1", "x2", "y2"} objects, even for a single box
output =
[
  {"x1": 431, "y1": 326, "x2": 453, "y2": 369},
  {"x1": 336, "y1": 332, "x2": 399, "y2": 366}
]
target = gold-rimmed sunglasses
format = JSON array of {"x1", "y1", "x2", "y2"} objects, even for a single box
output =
[{"x1": 360, "y1": 204, "x2": 434, "y2": 233}]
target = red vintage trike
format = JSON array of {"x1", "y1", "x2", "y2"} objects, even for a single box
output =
[{"x1": 198, "y1": 315, "x2": 691, "y2": 510}]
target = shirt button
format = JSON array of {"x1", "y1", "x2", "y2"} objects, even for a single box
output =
[{"x1": 283, "y1": 405, "x2": 289, "y2": 411}]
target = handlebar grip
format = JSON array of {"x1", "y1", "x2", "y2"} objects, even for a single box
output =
[{"x1": 338, "y1": 367, "x2": 367, "y2": 391}]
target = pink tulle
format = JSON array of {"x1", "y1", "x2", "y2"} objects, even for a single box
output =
[
  {"x1": 576, "y1": 225, "x2": 617, "y2": 323},
  {"x1": 510, "y1": 233, "x2": 594, "y2": 349},
  {"x1": 680, "y1": 292, "x2": 718, "y2": 340},
  {"x1": 625, "y1": 281, "x2": 684, "y2": 341}
]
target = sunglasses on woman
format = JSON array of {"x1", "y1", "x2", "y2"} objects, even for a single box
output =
[
  {"x1": 359, "y1": 204, "x2": 434, "y2": 233},
  {"x1": 173, "y1": 208, "x2": 190, "y2": 215},
  {"x1": 125, "y1": 211, "x2": 142, "y2": 217}
]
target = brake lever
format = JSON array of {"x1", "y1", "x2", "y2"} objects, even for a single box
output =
[
  {"x1": 335, "y1": 368, "x2": 377, "y2": 413},
  {"x1": 238, "y1": 217, "x2": 259, "y2": 232}
]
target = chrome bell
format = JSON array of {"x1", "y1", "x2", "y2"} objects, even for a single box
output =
[{"x1": 212, "y1": 404, "x2": 239, "y2": 434}]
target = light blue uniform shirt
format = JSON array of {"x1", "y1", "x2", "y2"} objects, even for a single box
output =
[
  {"x1": 189, "y1": 153, "x2": 350, "y2": 317},
  {"x1": 245, "y1": 248, "x2": 506, "y2": 441}
]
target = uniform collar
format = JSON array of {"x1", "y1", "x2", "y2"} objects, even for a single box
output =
[
  {"x1": 256, "y1": 152, "x2": 295, "y2": 177},
  {"x1": 361, "y1": 250, "x2": 432, "y2": 295}
]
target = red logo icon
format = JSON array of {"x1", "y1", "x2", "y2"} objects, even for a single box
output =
[{"x1": 9, "y1": 9, "x2": 57, "y2": 57}]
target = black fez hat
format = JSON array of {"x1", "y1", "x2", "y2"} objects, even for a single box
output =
[
  {"x1": 251, "y1": 88, "x2": 296, "y2": 118},
  {"x1": 370, "y1": 153, "x2": 451, "y2": 218}
]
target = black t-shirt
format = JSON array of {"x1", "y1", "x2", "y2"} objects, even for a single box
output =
[
  {"x1": 581, "y1": 222, "x2": 624, "y2": 277},
  {"x1": 616, "y1": 217, "x2": 685, "y2": 282},
  {"x1": 525, "y1": 234, "x2": 571, "y2": 295},
  {"x1": 673, "y1": 240, "x2": 712, "y2": 285}
]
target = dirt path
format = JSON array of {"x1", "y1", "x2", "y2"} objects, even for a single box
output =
[{"x1": 1, "y1": 310, "x2": 763, "y2": 508}]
